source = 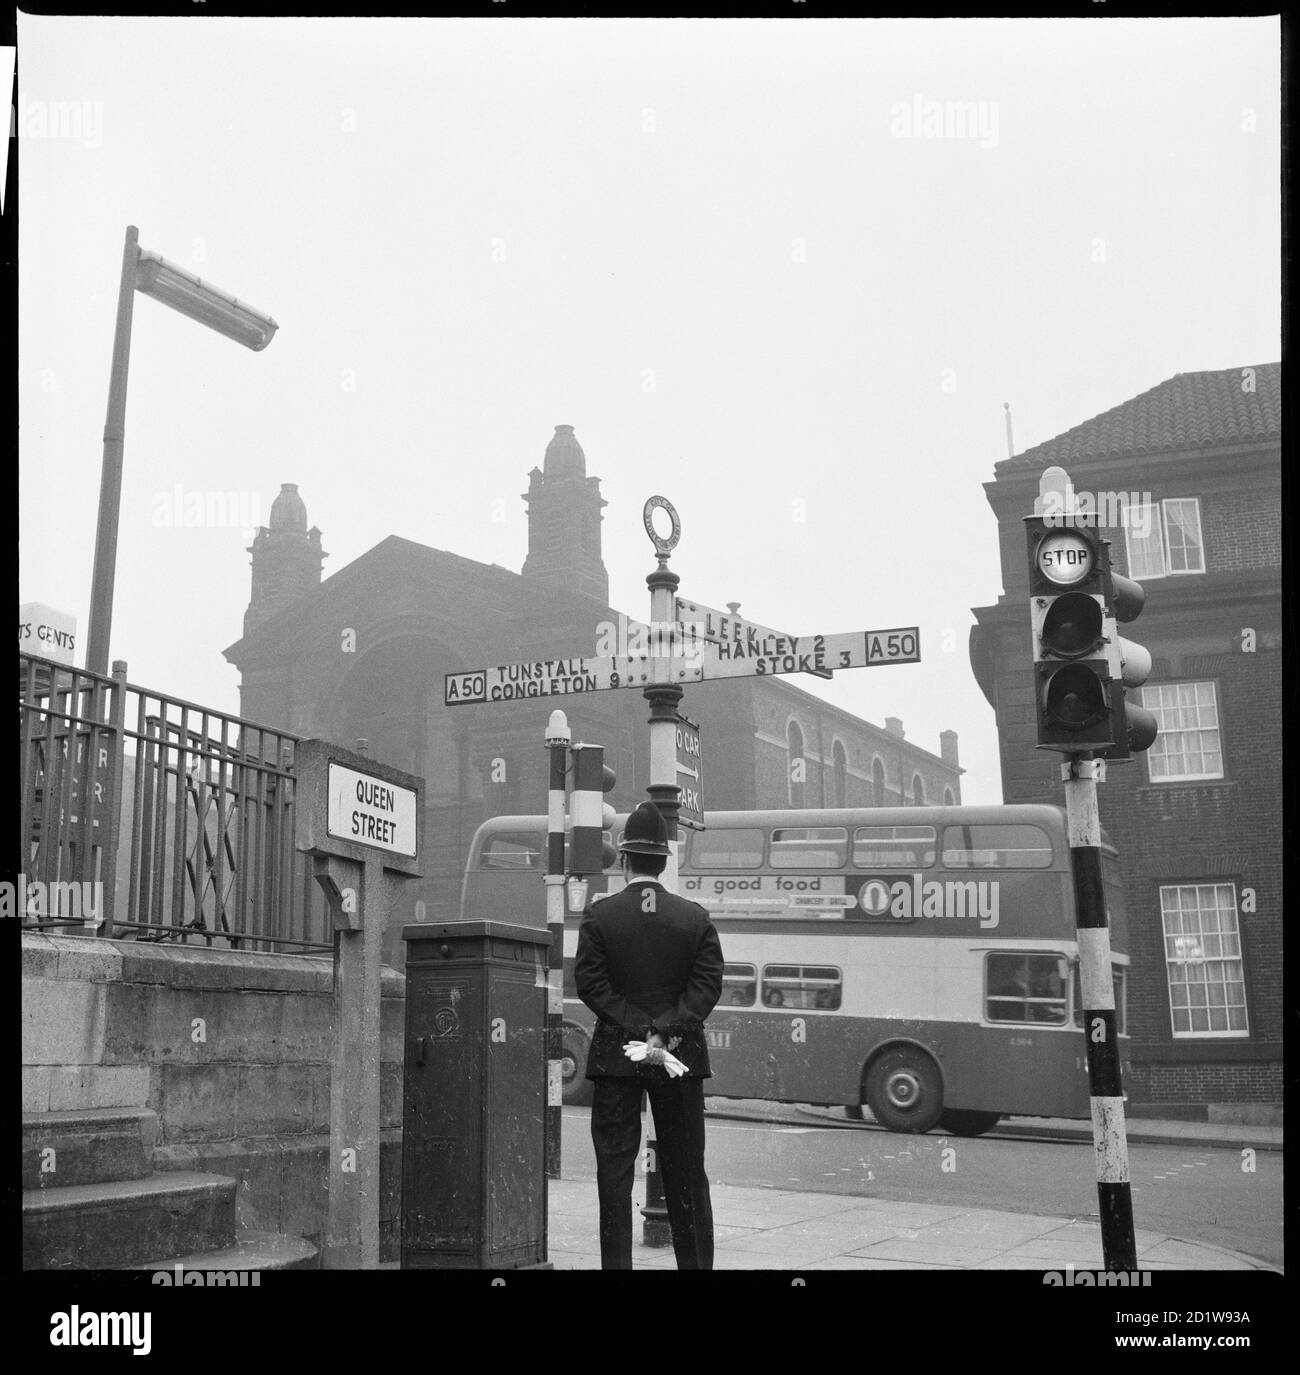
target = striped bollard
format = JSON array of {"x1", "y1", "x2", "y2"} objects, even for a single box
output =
[
  {"x1": 544, "y1": 710, "x2": 570, "y2": 1181},
  {"x1": 1063, "y1": 755, "x2": 1137, "y2": 1271}
]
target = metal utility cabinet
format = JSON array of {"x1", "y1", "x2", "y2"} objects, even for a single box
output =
[{"x1": 401, "y1": 920, "x2": 551, "y2": 1269}]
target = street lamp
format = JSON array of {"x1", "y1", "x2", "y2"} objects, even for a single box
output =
[
  {"x1": 135, "y1": 250, "x2": 279, "y2": 352},
  {"x1": 84, "y1": 225, "x2": 279, "y2": 676}
]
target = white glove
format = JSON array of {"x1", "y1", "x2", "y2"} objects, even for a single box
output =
[{"x1": 622, "y1": 1040, "x2": 688, "y2": 1078}]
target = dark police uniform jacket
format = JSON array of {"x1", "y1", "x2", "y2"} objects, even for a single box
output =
[{"x1": 574, "y1": 879, "x2": 724, "y2": 1079}]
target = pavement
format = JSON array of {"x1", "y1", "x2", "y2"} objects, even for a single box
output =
[{"x1": 543, "y1": 1105, "x2": 1283, "y2": 1272}]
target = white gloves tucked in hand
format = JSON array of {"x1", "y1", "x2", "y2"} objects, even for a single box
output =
[{"x1": 622, "y1": 1040, "x2": 688, "y2": 1077}]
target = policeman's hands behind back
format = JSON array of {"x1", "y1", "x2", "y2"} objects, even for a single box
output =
[{"x1": 622, "y1": 1038, "x2": 688, "y2": 1077}]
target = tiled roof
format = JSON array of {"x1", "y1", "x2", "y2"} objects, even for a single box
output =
[{"x1": 1000, "y1": 363, "x2": 1280, "y2": 471}]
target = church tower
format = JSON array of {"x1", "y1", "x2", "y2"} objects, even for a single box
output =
[
  {"x1": 243, "y1": 483, "x2": 326, "y2": 636},
  {"x1": 521, "y1": 425, "x2": 609, "y2": 604}
]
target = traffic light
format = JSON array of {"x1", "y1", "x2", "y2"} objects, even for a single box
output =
[
  {"x1": 569, "y1": 743, "x2": 618, "y2": 874},
  {"x1": 1028, "y1": 513, "x2": 1110, "y2": 750},
  {"x1": 1026, "y1": 511, "x2": 1158, "y2": 758}
]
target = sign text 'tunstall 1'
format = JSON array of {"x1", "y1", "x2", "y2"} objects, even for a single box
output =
[{"x1": 443, "y1": 628, "x2": 921, "y2": 706}]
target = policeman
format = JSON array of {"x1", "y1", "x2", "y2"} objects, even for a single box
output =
[{"x1": 574, "y1": 799, "x2": 725, "y2": 1270}]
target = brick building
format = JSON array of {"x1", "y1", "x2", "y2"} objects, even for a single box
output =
[
  {"x1": 970, "y1": 364, "x2": 1281, "y2": 1112},
  {"x1": 225, "y1": 424, "x2": 961, "y2": 947}
]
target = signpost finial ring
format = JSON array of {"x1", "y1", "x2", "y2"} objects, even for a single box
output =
[{"x1": 643, "y1": 495, "x2": 681, "y2": 556}]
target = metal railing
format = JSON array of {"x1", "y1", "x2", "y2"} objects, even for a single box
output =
[{"x1": 19, "y1": 653, "x2": 331, "y2": 952}]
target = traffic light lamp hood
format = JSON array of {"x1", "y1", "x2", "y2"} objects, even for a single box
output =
[{"x1": 1109, "y1": 571, "x2": 1146, "y2": 623}]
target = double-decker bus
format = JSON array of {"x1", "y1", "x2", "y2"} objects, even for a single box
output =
[{"x1": 460, "y1": 804, "x2": 1130, "y2": 1135}]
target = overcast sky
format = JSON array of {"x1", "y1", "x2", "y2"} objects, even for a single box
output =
[{"x1": 17, "y1": 15, "x2": 1279, "y2": 803}]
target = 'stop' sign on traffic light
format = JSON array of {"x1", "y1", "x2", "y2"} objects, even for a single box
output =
[{"x1": 1026, "y1": 512, "x2": 1158, "y2": 760}]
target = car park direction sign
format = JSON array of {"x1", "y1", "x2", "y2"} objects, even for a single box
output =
[
  {"x1": 444, "y1": 626, "x2": 920, "y2": 706},
  {"x1": 675, "y1": 717, "x2": 704, "y2": 829}
]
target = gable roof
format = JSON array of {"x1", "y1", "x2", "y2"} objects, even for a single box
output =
[
  {"x1": 223, "y1": 535, "x2": 542, "y2": 661},
  {"x1": 998, "y1": 363, "x2": 1280, "y2": 472}
]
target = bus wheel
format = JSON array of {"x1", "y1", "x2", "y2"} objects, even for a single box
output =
[
  {"x1": 561, "y1": 1025, "x2": 593, "y2": 1107},
  {"x1": 938, "y1": 1109, "x2": 1001, "y2": 1137},
  {"x1": 864, "y1": 1048, "x2": 943, "y2": 1133}
]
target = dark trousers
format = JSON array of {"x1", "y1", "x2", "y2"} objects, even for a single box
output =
[{"x1": 589, "y1": 1075, "x2": 714, "y2": 1271}]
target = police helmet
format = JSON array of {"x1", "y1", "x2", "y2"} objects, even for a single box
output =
[{"x1": 618, "y1": 800, "x2": 671, "y2": 856}]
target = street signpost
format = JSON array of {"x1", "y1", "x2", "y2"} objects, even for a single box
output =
[
  {"x1": 444, "y1": 628, "x2": 919, "y2": 706},
  {"x1": 448, "y1": 494, "x2": 923, "y2": 1247}
]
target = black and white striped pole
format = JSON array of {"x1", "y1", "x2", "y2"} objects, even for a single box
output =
[
  {"x1": 544, "y1": 708, "x2": 570, "y2": 1181},
  {"x1": 1063, "y1": 755, "x2": 1137, "y2": 1271}
]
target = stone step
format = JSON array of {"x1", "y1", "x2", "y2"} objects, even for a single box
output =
[
  {"x1": 22, "y1": 1108, "x2": 158, "y2": 1190},
  {"x1": 24, "y1": 1171, "x2": 236, "y2": 1270},
  {"x1": 130, "y1": 1229, "x2": 319, "y2": 1275}
]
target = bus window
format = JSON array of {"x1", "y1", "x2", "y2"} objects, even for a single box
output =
[
  {"x1": 689, "y1": 827, "x2": 765, "y2": 869},
  {"x1": 478, "y1": 831, "x2": 546, "y2": 870},
  {"x1": 943, "y1": 824, "x2": 1054, "y2": 869},
  {"x1": 761, "y1": 964, "x2": 842, "y2": 1011},
  {"x1": 769, "y1": 827, "x2": 847, "y2": 869},
  {"x1": 986, "y1": 953, "x2": 1068, "y2": 1025},
  {"x1": 1073, "y1": 965, "x2": 1128, "y2": 1034},
  {"x1": 853, "y1": 825, "x2": 936, "y2": 869},
  {"x1": 722, "y1": 963, "x2": 757, "y2": 1007}
]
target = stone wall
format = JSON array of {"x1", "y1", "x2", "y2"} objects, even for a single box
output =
[{"x1": 22, "y1": 933, "x2": 405, "y2": 1260}]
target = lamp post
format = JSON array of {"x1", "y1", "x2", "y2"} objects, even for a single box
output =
[{"x1": 84, "y1": 225, "x2": 279, "y2": 676}]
